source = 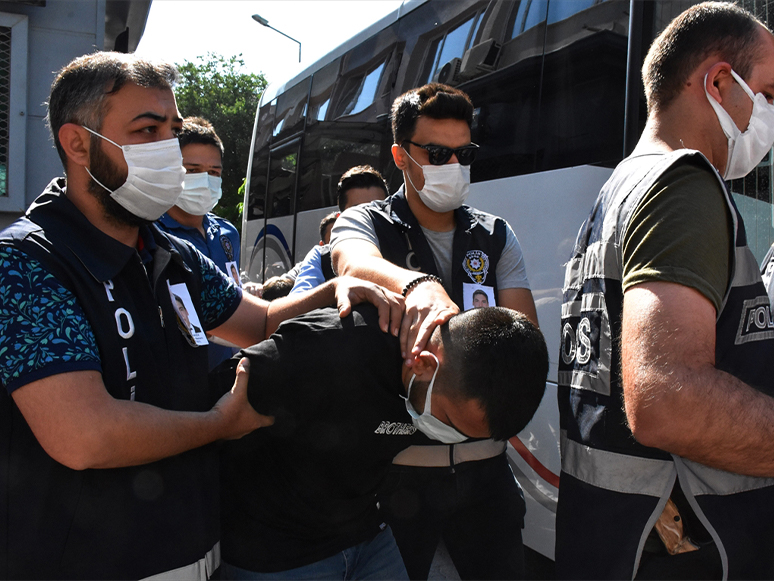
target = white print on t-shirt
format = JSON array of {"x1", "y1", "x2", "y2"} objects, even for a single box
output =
[
  {"x1": 374, "y1": 421, "x2": 417, "y2": 436},
  {"x1": 463, "y1": 283, "x2": 496, "y2": 311},
  {"x1": 167, "y1": 281, "x2": 208, "y2": 347}
]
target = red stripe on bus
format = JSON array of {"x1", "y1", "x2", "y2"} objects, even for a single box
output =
[{"x1": 509, "y1": 436, "x2": 561, "y2": 489}]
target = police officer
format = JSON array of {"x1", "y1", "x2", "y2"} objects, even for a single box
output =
[
  {"x1": 556, "y1": 3, "x2": 774, "y2": 578},
  {"x1": 332, "y1": 83, "x2": 538, "y2": 580}
]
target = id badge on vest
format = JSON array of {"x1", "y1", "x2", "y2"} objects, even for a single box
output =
[
  {"x1": 167, "y1": 281, "x2": 208, "y2": 347},
  {"x1": 463, "y1": 283, "x2": 496, "y2": 310},
  {"x1": 225, "y1": 260, "x2": 242, "y2": 287}
]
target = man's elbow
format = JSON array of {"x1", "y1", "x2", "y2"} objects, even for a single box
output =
[
  {"x1": 40, "y1": 435, "x2": 114, "y2": 471},
  {"x1": 625, "y1": 393, "x2": 683, "y2": 451}
]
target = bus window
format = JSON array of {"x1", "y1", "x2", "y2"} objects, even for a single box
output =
[
  {"x1": 341, "y1": 61, "x2": 386, "y2": 117},
  {"x1": 309, "y1": 59, "x2": 341, "y2": 122},
  {"x1": 509, "y1": 0, "x2": 549, "y2": 38},
  {"x1": 267, "y1": 143, "x2": 301, "y2": 220},
  {"x1": 730, "y1": 151, "x2": 774, "y2": 260},
  {"x1": 295, "y1": 123, "x2": 392, "y2": 213},
  {"x1": 547, "y1": 0, "x2": 597, "y2": 25},
  {"x1": 247, "y1": 150, "x2": 269, "y2": 221},
  {"x1": 426, "y1": 10, "x2": 484, "y2": 83},
  {"x1": 535, "y1": 0, "x2": 629, "y2": 172},
  {"x1": 272, "y1": 79, "x2": 310, "y2": 142},
  {"x1": 246, "y1": 99, "x2": 276, "y2": 221}
]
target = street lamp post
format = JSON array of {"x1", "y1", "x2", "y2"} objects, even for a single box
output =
[{"x1": 252, "y1": 14, "x2": 301, "y2": 63}]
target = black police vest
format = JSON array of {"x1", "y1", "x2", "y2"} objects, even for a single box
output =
[
  {"x1": 365, "y1": 189, "x2": 506, "y2": 307},
  {"x1": 0, "y1": 182, "x2": 220, "y2": 579},
  {"x1": 556, "y1": 151, "x2": 774, "y2": 580}
]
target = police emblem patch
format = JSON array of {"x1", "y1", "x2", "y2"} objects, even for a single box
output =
[
  {"x1": 220, "y1": 235, "x2": 234, "y2": 262},
  {"x1": 463, "y1": 250, "x2": 489, "y2": 284}
]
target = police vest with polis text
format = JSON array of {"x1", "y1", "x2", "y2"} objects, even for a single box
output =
[{"x1": 556, "y1": 150, "x2": 774, "y2": 580}]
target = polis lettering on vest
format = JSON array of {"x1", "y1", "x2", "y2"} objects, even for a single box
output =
[
  {"x1": 737, "y1": 297, "x2": 774, "y2": 345},
  {"x1": 104, "y1": 278, "x2": 138, "y2": 399}
]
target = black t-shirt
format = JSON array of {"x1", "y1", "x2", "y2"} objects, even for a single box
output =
[{"x1": 220, "y1": 305, "x2": 421, "y2": 572}]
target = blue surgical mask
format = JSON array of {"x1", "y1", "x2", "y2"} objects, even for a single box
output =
[{"x1": 403, "y1": 352, "x2": 468, "y2": 444}]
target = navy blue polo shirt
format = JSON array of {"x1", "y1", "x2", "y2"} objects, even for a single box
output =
[{"x1": 157, "y1": 212, "x2": 242, "y2": 369}]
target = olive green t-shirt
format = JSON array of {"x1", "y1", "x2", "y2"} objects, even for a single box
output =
[{"x1": 621, "y1": 158, "x2": 733, "y2": 313}]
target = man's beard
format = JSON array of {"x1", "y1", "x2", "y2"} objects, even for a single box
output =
[{"x1": 87, "y1": 139, "x2": 151, "y2": 228}]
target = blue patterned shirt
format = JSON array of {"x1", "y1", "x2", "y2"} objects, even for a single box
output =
[{"x1": 0, "y1": 242, "x2": 241, "y2": 393}]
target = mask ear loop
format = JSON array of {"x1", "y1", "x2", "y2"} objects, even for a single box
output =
[
  {"x1": 402, "y1": 146, "x2": 425, "y2": 194},
  {"x1": 82, "y1": 126, "x2": 123, "y2": 150},
  {"x1": 423, "y1": 352, "x2": 441, "y2": 416},
  {"x1": 729, "y1": 69, "x2": 757, "y2": 101}
]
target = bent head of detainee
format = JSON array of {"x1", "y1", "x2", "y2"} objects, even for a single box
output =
[
  {"x1": 401, "y1": 306, "x2": 547, "y2": 442},
  {"x1": 224, "y1": 305, "x2": 548, "y2": 444}
]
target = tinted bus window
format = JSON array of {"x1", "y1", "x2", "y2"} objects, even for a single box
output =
[
  {"x1": 273, "y1": 79, "x2": 310, "y2": 141},
  {"x1": 247, "y1": 99, "x2": 276, "y2": 221},
  {"x1": 547, "y1": 0, "x2": 597, "y2": 24},
  {"x1": 509, "y1": 0, "x2": 549, "y2": 37},
  {"x1": 267, "y1": 142, "x2": 300, "y2": 219},
  {"x1": 426, "y1": 11, "x2": 483, "y2": 83},
  {"x1": 296, "y1": 123, "x2": 393, "y2": 213},
  {"x1": 338, "y1": 61, "x2": 387, "y2": 117},
  {"x1": 535, "y1": 0, "x2": 629, "y2": 171},
  {"x1": 309, "y1": 59, "x2": 341, "y2": 122}
]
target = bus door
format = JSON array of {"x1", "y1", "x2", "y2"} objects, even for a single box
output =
[{"x1": 245, "y1": 139, "x2": 301, "y2": 282}]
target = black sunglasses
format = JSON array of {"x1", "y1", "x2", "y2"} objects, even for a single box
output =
[{"x1": 403, "y1": 140, "x2": 479, "y2": 166}]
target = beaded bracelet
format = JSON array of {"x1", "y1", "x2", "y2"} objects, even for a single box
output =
[{"x1": 402, "y1": 274, "x2": 443, "y2": 297}]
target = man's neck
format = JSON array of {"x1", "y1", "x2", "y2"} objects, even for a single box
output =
[
  {"x1": 636, "y1": 98, "x2": 728, "y2": 174},
  {"x1": 166, "y1": 205, "x2": 206, "y2": 237},
  {"x1": 404, "y1": 186, "x2": 456, "y2": 233},
  {"x1": 65, "y1": 175, "x2": 141, "y2": 248}
]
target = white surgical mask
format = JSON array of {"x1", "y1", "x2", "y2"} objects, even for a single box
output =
[
  {"x1": 177, "y1": 172, "x2": 223, "y2": 215},
  {"x1": 704, "y1": 69, "x2": 774, "y2": 180},
  {"x1": 403, "y1": 352, "x2": 468, "y2": 444},
  {"x1": 404, "y1": 149, "x2": 470, "y2": 213},
  {"x1": 83, "y1": 127, "x2": 186, "y2": 221}
]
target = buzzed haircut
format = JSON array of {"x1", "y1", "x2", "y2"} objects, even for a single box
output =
[
  {"x1": 179, "y1": 116, "x2": 225, "y2": 156},
  {"x1": 319, "y1": 211, "x2": 339, "y2": 242},
  {"x1": 47, "y1": 51, "x2": 179, "y2": 169},
  {"x1": 642, "y1": 1, "x2": 767, "y2": 113},
  {"x1": 390, "y1": 83, "x2": 474, "y2": 146},
  {"x1": 336, "y1": 165, "x2": 389, "y2": 211},
  {"x1": 472, "y1": 289, "x2": 487, "y2": 300},
  {"x1": 438, "y1": 307, "x2": 548, "y2": 441}
]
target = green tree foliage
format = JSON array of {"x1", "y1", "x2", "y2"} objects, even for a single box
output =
[{"x1": 174, "y1": 53, "x2": 267, "y2": 232}]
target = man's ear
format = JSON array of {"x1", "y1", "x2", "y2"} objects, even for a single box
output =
[
  {"x1": 705, "y1": 61, "x2": 734, "y2": 104},
  {"x1": 411, "y1": 350, "x2": 439, "y2": 382},
  {"x1": 58, "y1": 123, "x2": 92, "y2": 168},
  {"x1": 392, "y1": 143, "x2": 408, "y2": 171}
]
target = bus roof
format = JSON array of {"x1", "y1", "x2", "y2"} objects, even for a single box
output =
[{"x1": 259, "y1": 0, "x2": 428, "y2": 106}]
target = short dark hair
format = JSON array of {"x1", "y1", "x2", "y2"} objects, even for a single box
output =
[
  {"x1": 336, "y1": 165, "x2": 389, "y2": 211},
  {"x1": 261, "y1": 276, "x2": 294, "y2": 301},
  {"x1": 438, "y1": 307, "x2": 548, "y2": 441},
  {"x1": 472, "y1": 289, "x2": 487, "y2": 300},
  {"x1": 319, "y1": 211, "x2": 339, "y2": 241},
  {"x1": 642, "y1": 1, "x2": 767, "y2": 113},
  {"x1": 390, "y1": 83, "x2": 474, "y2": 146},
  {"x1": 179, "y1": 116, "x2": 224, "y2": 156},
  {"x1": 47, "y1": 51, "x2": 179, "y2": 169}
]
